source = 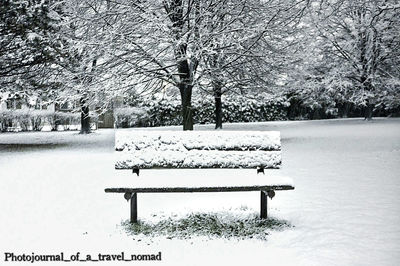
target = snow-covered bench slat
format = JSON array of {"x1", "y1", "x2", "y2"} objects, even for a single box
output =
[
  {"x1": 107, "y1": 131, "x2": 294, "y2": 223},
  {"x1": 105, "y1": 184, "x2": 294, "y2": 193},
  {"x1": 115, "y1": 131, "x2": 282, "y2": 169},
  {"x1": 116, "y1": 150, "x2": 281, "y2": 169}
]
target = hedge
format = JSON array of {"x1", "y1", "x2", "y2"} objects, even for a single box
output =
[
  {"x1": 0, "y1": 109, "x2": 81, "y2": 132},
  {"x1": 115, "y1": 92, "x2": 399, "y2": 128},
  {"x1": 115, "y1": 95, "x2": 289, "y2": 128}
]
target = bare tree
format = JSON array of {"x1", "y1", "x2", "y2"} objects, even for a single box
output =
[
  {"x1": 304, "y1": 0, "x2": 400, "y2": 120},
  {"x1": 62, "y1": 0, "x2": 312, "y2": 130},
  {"x1": 60, "y1": 0, "x2": 119, "y2": 133},
  {"x1": 197, "y1": 0, "x2": 310, "y2": 128}
]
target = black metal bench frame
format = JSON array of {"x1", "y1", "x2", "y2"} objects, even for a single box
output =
[{"x1": 105, "y1": 184, "x2": 294, "y2": 223}]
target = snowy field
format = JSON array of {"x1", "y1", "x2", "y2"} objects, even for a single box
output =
[{"x1": 0, "y1": 118, "x2": 399, "y2": 266}]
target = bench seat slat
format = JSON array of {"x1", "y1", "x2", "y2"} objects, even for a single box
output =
[
  {"x1": 108, "y1": 170, "x2": 294, "y2": 189},
  {"x1": 105, "y1": 185, "x2": 294, "y2": 193}
]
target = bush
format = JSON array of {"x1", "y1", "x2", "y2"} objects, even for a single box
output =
[
  {"x1": 0, "y1": 109, "x2": 32, "y2": 131},
  {"x1": 30, "y1": 110, "x2": 48, "y2": 131},
  {"x1": 14, "y1": 109, "x2": 31, "y2": 131},
  {"x1": 114, "y1": 107, "x2": 149, "y2": 128},
  {"x1": 50, "y1": 112, "x2": 81, "y2": 131},
  {"x1": 0, "y1": 110, "x2": 13, "y2": 132}
]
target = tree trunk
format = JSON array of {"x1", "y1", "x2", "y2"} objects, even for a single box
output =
[
  {"x1": 181, "y1": 84, "x2": 193, "y2": 131},
  {"x1": 164, "y1": 0, "x2": 197, "y2": 131},
  {"x1": 80, "y1": 59, "x2": 96, "y2": 133},
  {"x1": 364, "y1": 99, "x2": 373, "y2": 120},
  {"x1": 80, "y1": 97, "x2": 91, "y2": 134},
  {"x1": 343, "y1": 102, "x2": 350, "y2": 118},
  {"x1": 362, "y1": 80, "x2": 374, "y2": 121},
  {"x1": 177, "y1": 47, "x2": 194, "y2": 131},
  {"x1": 214, "y1": 86, "x2": 223, "y2": 129}
]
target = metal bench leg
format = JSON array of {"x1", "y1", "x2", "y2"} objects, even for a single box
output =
[
  {"x1": 130, "y1": 193, "x2": 137, "y2": 223},
  {"x1": 260, "y1": 191, "x2": 268, "y2": 219}
]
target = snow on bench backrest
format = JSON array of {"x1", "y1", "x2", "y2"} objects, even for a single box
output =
[{"x1": 115, "y1": 131, "x2": 282, "y2": 169}]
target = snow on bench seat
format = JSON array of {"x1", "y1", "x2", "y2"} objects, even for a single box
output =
[
  {"x1": 115, "y1": 131, "x2": 282, "y2": 169},
  {"x1": 106, "y1": 169, "x2": 294, "y2": 193}
]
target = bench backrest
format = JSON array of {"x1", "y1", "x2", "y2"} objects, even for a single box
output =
[{"x1": 115, "y1": 131, "x2": 282, "y2": 169}]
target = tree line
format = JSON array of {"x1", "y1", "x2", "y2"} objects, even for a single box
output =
[{"x1": 1, "y1": 0, "x2": 399, "y2": 132}]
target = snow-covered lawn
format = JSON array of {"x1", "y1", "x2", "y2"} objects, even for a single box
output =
[{"x1": 0, "y1": 118, "x2": 399, "y2": 266}]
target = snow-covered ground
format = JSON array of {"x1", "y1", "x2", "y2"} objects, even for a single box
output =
[{"x1": 0, "y1": 118, "x2": 399, "y2": 266}]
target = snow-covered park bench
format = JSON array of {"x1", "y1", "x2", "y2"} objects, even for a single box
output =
[{"x1": 105, "y1": 131, "x2": 294, "y2": 223}]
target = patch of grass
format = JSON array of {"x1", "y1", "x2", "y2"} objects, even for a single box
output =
[{"x1": 122, "y1": 212, "x2": 293, "y2": 241}]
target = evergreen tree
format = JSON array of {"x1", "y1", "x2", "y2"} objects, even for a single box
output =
[{"x1": 0, "y1": 0, "x2": 63, "y2": 91}]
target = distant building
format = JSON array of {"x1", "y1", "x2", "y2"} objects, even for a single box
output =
[
  {"x1": 97, "y1": 96, "x2": 123, "y2": 128},
  {"x1": 0, "y1": 92, "x2": 56, "y2": 112}
]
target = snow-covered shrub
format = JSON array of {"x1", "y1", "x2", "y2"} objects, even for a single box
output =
[
  {"x1": 0, "y1": 110, "x2": 13, "y2": 132},
  {"x1": 219, "y1": 95, "x2": 288, "y2": 123},
  {"x1": 0, "y1": 109, "x2": 63, "y2": 131},
  {"x1": 28, "y1": 110, "x2": 62, "y2": 131},
  {"x1": 37, "y1": 111, "x2": 80, "y2": 131},
  {"x1": 286, "y1": 88, "x2": 345, "y2": 120},
  {"x1": 30, "y1": 110, "x2": 46, "y2": 131},
  {"x1": 377, "y1": 81, "x2": 400, "y2": 116},
  {"x1": 13, "y1": 109, "x2": 31, "y2": 131},
  {"x1": 193, "y1": 100, "x2": 214, "y2": 124},
  {"x1": 0, "y1": 109, "x2": 90, "y2": 132},
  {"x1": 46, "y1": 112, "x2": 60, "y2": 131},
  {"x1": 56, "y1": 112, "x2": 81, "y2": 130},
  {"x1": 147, "y1": 99, "x2": 182, "y2": 126},
  {"x1": 0, "y1": 109, "x2": 31, "y2": 131},
  {"x1": 114, "y1": 107, "x2": 149, "y2": 128},
  {"x1": 285, "y1": 78, "x2": 400, "y2": 119}
]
